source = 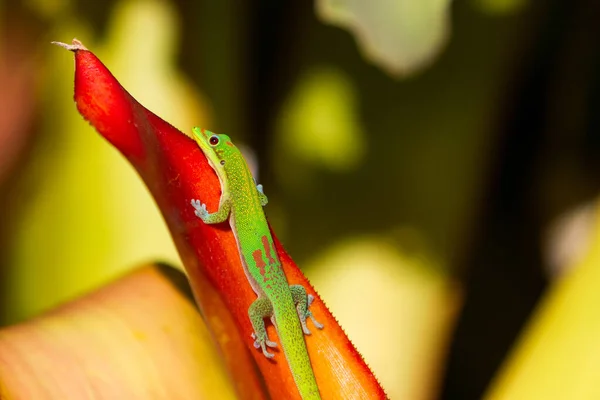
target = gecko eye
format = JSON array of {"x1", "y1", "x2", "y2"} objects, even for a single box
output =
[
  {"x1": 209, "y1": 135, "x2": 220, "y2": 146},
  {"x1": 220, "y1": 160, "x2": 225, "y2": 166}
]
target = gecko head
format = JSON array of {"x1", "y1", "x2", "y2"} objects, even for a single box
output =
[{"x1": 191, "y1": 127, "x2": 237, "y2": 171}]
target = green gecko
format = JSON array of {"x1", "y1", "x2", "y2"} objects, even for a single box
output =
[{"x1": 189, "y1": 127, "x2": 324, "y2": 400}]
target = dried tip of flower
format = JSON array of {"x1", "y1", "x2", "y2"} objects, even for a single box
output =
[{"x1": 51, "y1": 38, "x2": 88, "y2": 52}]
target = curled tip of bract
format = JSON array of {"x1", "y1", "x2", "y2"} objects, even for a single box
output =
[{"x1": 51, "y1": 38, "x2": 88, "y2": 52}]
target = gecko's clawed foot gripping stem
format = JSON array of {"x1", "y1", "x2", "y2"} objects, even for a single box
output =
[
  {"x1": 305, "y1": 294, "x2": 325, "y2": 332},
  {"x1": 256, "y1": 184, "x2": 268, "y2": 206},
  {"x1": 248, "y1": 287, "x2": 325, "y2": 359},
  {"x1": 251, "y1": 332, "x2": 278, "y2": 359},
  {"x1": 190, "y1": 199, "x2": 208, "y2": 219},
  {"x1": 291, "y1": 285, "x2": 325, "y2": 335},
  {"x1": 249, "y1": 296, "x2": 278, "y2": 358}
]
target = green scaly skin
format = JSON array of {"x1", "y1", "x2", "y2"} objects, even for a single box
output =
[{"x1": 190, "y1": 127, "x2": 324, "y2": 400}]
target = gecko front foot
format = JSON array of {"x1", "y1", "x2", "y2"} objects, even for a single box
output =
[
  {"x1": 190, "y1": 199, "x2": 208, "y2": 219},
  {"x1": 256, "y1": 184, "x2": 268, "y2": 206},
  {"x1": 251, "y1": 332, "x2": 278, "y2": 358}
]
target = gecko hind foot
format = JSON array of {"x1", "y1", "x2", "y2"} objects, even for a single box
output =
[
  {"x1": 290, "y1": 287, "x2": 325, "y2": 335},
  {"x1": 301, "y1": 310, "x2": 324, "y2": 335},
  {"x1": 290, "y1": 285, "x2": 325, "y2": 335},
  {"x1": 251, "y1": 332, "x2": 278, "y2": 358},
  {"x1": 306, "y1": 294, "x2": 324, "y2": 331}
]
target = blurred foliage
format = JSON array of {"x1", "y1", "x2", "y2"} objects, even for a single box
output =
[
  {"x1": 0, "y1": 266, "x2": 238, "y2": 399},
  {"x1": 474, "y1": 0, "x2": 529, "y2": 14},
  {"x1": 316, "y1": 0, "x2": 452, "y2": 76},
  {"x1": 486, "y1": 200, "x2": 600, "y2": 400},
  {"x1": 313, "y1": 233, "x2": 459, "y2": 400},
  {"x1": 275, "y1": 67, "x2": 365, "y2": 179},
  {"x1": 1, "y1": 0, "x2": 600, "y2": 399},
  {"x1": 6, "y1": 0, "x2": 201, "y2": 324}
]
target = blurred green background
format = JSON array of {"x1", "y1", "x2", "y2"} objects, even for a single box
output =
[{"x1": 2, "y1": 0, "x2": 600, "y2": 399}]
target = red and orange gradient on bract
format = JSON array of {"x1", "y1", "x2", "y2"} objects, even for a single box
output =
[{"x1": 61, "y1": 39, "x2": 387, "y2": 400}]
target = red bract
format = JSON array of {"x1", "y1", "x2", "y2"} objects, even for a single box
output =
[{"x1": 56, "y1": 39, "x2": 387, "y2": 400}]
